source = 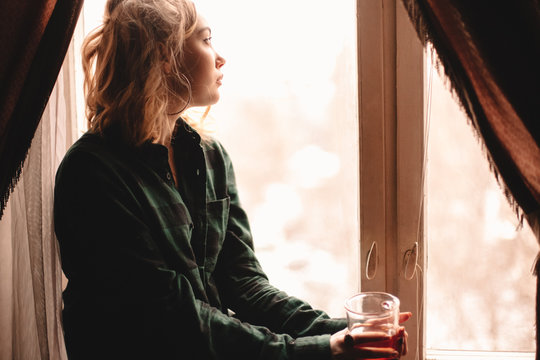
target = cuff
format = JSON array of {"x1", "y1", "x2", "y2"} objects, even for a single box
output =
[{"x1": 292, "y1": 334, "x2": 332, "y2": 360}]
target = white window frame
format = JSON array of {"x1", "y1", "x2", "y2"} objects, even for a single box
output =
[
  {"x1": 357, "y1": 1, "x2": 535, "y2": 360},
  {"x1": 357, "y1": 0, "x2": 425, "y2": 358}
]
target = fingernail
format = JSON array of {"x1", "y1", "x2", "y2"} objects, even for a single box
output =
[{"x1": 344, "y1": 334, "x2": 354, "y2": 347}]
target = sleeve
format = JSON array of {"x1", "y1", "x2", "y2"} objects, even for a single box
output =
[
  {"x1": 214, "y1": 144, "x2": 347, "y2": 338},
  {"x1": 54, "y1": 147, "x2": 334, "y2": 360}
]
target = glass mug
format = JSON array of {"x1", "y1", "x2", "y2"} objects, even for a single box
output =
[{"x1": 344, "y1": 292, "x2": 402, "y2": 359}]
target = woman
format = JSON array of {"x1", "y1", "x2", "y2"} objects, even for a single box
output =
[{"x1": 54, "y1": 0, "x2": 409, "y2": 359}]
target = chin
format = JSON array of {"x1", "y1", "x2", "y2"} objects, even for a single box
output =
[
  {"x1": 205, "y1": 94, "x2": 221, "y2": 106},
  {"x1": 192, "y1": 92, "x2": 220, "y2": 108}
]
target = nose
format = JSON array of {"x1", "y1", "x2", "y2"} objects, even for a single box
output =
[{"x1": 216, "y1": 52, "x2": 225, "y2": 69}]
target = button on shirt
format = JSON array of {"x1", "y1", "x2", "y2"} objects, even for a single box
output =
[{"x1": 54, "y1": 119, "x2": 345, "y2": 360}]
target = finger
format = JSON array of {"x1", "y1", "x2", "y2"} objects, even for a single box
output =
[
  {"x1": 364, "y1": 311, "x2": 411, "y2": 328},
  {"x1": 349, "y1": 331, "x2": 392, "y2": 345},
  {"x1": 343, "y1": 334, "x2": 354, "y2": 348},
  {"x1": 399, "y1": 312, "x2": 413, "y2": 323},
  {"x1": 394, "y1": 327, "x2": 408, "y2": 356},
  {"x1": 364, "y1": 316, "x2": 394, "y2": 327},
  {"x1": 403, "y1": 329, "x2": 409, "y2": 355},
  {"x1": 354, "y1": 346, "x2": 399, "y2": 359}
]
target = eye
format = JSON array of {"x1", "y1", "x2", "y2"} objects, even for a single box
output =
[{"x1": 204, "y1": 36, "x2": 212, "y2": 44}]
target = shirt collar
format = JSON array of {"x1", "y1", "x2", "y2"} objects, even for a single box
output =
[{"x1": 172, "y1": 117, "x2": 202, "y2": 146}]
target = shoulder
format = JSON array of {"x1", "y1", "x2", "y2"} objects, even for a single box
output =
[
  {"x1": 55, "y1": 132, "x2": 132, "y2": 189},
  {"x1": 201, "y1": 136, "x2": 236, "y2": 173},
  {"x1": 202, "y1": 135, "x2": 232, "y2": 160},
  {"x1": 57, "y1": 133, "x2": 109, "y2": 173}
]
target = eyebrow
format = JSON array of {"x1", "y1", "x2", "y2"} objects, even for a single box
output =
[{"x1": 197, "y1": 26, "x2": 211, "y2": 35}]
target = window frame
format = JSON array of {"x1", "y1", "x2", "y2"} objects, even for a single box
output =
[
  {"x1": 426, "y1": 350, "x2": 535, "y2": 360},
  {"x1": 357, "y1": 0, "x2": 425, "y2": 358},
  {"x1": 358, "y1": 2, "x2": 536, "y2": 360}
]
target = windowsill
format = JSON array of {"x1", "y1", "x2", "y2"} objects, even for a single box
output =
[{"x1": 426, "y1": 349, "x2": 535, "y2": 359}]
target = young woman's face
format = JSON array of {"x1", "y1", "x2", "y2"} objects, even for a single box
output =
[{"x1": 183, "y1": 15, "x2": 225, "y2": 107}]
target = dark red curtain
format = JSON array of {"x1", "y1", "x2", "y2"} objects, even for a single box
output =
[
  {"x1": 0, "y1": 0, "x2": 84, "y2": 220},
  {"x1": 400, "y1": 0, "x2": 540, "y2": 356}
]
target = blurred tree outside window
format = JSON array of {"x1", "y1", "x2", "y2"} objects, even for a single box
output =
[
  {"x1": 197, "y1": 0, "x2": 360, "y2": 317},
  {"x1": 425, "y1": 61, "x2": 538, "y2": 353}
]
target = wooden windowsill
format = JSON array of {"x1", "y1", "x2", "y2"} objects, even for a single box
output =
[{"x1": 426, "y1": 349, "x2": 535, "y2": 359}]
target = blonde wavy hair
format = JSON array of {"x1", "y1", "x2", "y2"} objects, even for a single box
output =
[{"x1": 82, "y1": 0, "x2": 199, "y2": 146}]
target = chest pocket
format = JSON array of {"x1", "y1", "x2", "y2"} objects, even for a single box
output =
[{"x1": 204, "y1": 196, "x2": 230, "y2": 272}]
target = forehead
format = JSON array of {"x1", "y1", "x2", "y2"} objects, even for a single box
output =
[{"x1": 195, "y1": 14, "x2": 210, "y2": 32}]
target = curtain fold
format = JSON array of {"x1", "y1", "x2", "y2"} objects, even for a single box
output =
[
  {"x1": 0, "y1": 1, "x2": 82, "y2": 358},
  {"x1": 0, "y1": 49, "x2": 76, "y2": 360},
  {"x1": 0, "y1": 0, "x2": 83, "y2": 220},
  {"x1": 400, "y1": 0, "x2": 540, "y2": 356}
]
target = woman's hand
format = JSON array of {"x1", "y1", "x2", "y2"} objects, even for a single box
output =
[
  {"x1": 330, "y1": 328, "x2": 398, "y2": 360},
  {"x1": 397, "y1": 312, "x2": 411, "y2": 356},
  {"x1": 330, "y1": 312, "x2": 412, "y2": 360}
]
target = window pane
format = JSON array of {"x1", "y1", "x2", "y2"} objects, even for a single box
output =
[
  {"x1": 196, "y1": 0, "x2": 359, "y2": 317},
  {"x1": 426, "y1": 61, "x2": 537, "y2": 352}
]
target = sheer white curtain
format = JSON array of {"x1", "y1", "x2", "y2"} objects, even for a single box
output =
[{"x1": 0, "y1": 37, "x2": 79, "y2": 359}]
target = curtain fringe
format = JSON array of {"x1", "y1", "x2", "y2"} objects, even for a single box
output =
[
  {"x1": 0, "y1": 0, "x2": 84, "y2": 222},
  {"x1": 0, "y1": 155, "x2": 27, "y2": 219},
  {"x1": 400, "y1": 0, "x2": 526, "y2": 225}
]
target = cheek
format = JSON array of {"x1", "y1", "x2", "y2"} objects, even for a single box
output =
[
  {"x1": 188, "y1": 53, "x2": 215, "y2": 86},
  {"x1": 189, "y1": 63, "x2": 206, "y2": 87}
]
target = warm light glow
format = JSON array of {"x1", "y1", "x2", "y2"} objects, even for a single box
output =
[{"x1": 426, "y1": 57, "x2": 537, "y2": 352}]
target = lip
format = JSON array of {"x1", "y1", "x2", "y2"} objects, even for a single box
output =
[{"x1": 217, "y1": 74, "x2": 223, "y2": 85}]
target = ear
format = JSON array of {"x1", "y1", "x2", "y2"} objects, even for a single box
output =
[{"x1": 163, "y1": 61, "x2": 172, "y2": 74}]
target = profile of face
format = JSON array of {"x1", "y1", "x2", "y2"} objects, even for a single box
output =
[{"x1": 182, "y1": 14, "x2": 226, "y2": 108}]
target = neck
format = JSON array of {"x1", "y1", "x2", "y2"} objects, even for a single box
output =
[{"x1": 167, "y1": 97, "x2": 190, "y2": 124}]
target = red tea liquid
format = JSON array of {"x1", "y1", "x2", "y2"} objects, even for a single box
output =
[{"x1": 354, "y1": 332, "x2": 402, "y2": 360}]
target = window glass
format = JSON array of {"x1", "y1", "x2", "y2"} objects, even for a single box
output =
[
  {"x1": 425, "y1": 59, "x2": 538, "y2": 352},
  {"x1": 196, "y1": 0, "x2": 359, "y2": 316}
]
